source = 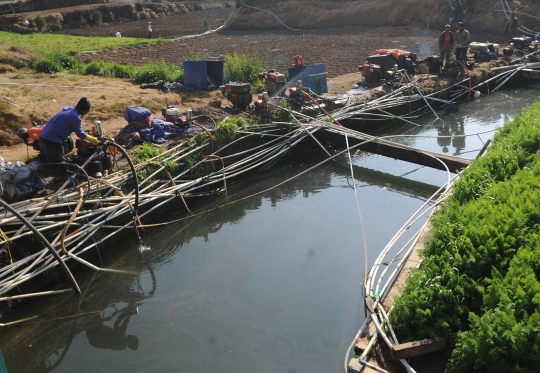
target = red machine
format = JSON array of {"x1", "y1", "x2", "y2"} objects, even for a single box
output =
[
  {"x1": 293, "y1": 55, "x2": 305, "y2": 67},
  {"x1": 259, "y1": 70, "x2": 286, "y2": 97},
  {"x1": 17, "y1": 124, "x2": 45, "y2": 151},
  {"x1": 361, "y1": 63, "x2": 381, "y2": 84}
]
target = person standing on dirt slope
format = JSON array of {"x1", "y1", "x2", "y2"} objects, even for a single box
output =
[
  {"x1": 148, "y1": 21, "x2": 152, "y2": 38},
  {"x1": 455, "y1": 22, "x2": 470, "y2": 61},
  {"x1": 40, "y1": 98, "x2": 99, "y2": 177},
  {"x1": 439, "y1": 24, "x2": 454, "y2": 65},
  {"x1": 505, "y1": 11, "x2": 519, "y2": 40}
]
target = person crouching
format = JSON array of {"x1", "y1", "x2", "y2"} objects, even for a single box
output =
[{"x1": 39, "y1": 97, "x2": 99, "y2": 176}]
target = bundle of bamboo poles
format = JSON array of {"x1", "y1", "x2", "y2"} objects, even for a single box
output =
[{"x1": 0, "y1": 120, "x2": 316, "y2": 304}]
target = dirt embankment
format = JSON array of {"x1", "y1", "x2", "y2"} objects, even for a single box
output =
[
  {"x1": 0, "y1": 72, "x2": 225, "y2": 153},
  {"x1": 0, "y1": 1, "x2": 230, "y2": 32},
  {"x1": 230, "y1": 0, "x2": 540, "y2": 36}
]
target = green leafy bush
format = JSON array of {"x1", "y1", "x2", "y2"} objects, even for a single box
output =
[
  {"x1": 390, "y1": 100, "x2": 540, "y2": 371},
  {"x1": 214, "y1": 117, "x2": 246, "y2": 147},
  {"x1": 203, "y1": 19, "x2": 210, "y2": 31},
  {"x1": 34, "y1": 16, "x2": 45, "y2": 31},
  {"x1": 133, "y1": 60, "x2": 183, "y2": 84},
  {"x1": 84, "y1": 61, "x2": 135, "y2": 79},
  {"x1": 34, "y1": 52, "x2": 79, "y2": 73},
  {"x1": 92, "y1": 10, "x2": 103, "y2": 26},
  {"x1": 44, "y1": 14, "x2": 62, "y2": 31},
  {"x1": 273, "y1": 99, "x2": 294, "y2": 122},
  {"x1": 35, "y1": 58, "x2": 63, "y2": 73},
  {"x1": 224, "y1": 52, "x2": 266, "y2": 85},
  {"x1": 78, "y1": 14, "x2": 88, "y2": 28}
]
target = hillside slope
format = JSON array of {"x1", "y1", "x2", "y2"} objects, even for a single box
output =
[{"x1": 230, "y1": 0, "x2": 540, "y2": 36}]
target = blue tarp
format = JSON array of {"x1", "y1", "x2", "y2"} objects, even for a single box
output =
[
  {"x1": 123, "y1": 106, "x2": 152, "y2": 127},
  {"x1": 118, "y1": 118, "x2": 175, "y2": 144}
]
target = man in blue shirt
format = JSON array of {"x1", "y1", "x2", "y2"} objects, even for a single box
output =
[{"x1": 40, "y1": 97, "x2": 99, "y2": 176}]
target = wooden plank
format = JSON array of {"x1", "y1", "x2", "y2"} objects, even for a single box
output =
[
  {"x1": 391, "y1": 333, "x2": 458, "y2": 360},
  {"x1": 320, "y1": 130, "x2": 470, "y2": 172}
]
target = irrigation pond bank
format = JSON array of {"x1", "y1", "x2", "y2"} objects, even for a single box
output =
[
  {"x1": 347, "y1": 98, "x2": 540, "y2": 372},
  {"x1": 0, "y1": 83, "x2": 538, "y2": 372}
]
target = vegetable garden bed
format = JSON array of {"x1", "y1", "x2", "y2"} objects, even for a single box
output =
[{"x1": 390, "y1": 100, "x2": 540, "y2": 372}]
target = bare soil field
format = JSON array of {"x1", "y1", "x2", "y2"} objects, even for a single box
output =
[
  {"x1": 87, "y1": 26, "x2": 503, "y2": 78},
  {"x1": 56, "y1": 8, "x2": 234, "y2": 38}
]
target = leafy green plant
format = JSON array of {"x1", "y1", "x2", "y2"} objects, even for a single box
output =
[
  {"x1": 132, "y1": 142, "x2": 165, "y2": 163},
  {"x1": 34, "y1": 58, "x2": 62, "y2": 73},
  {"x1": 214, "y1": 117, "x2": 246, "y2": 147},
  {"x1": 84, "y1": 60, "x2": 135, "y2": 79},
  {"x1": 34, "y1": 16, "x2": 45, "y2": 32},
  {"x1": 273, "y1": 99, "x2": 294, "y2": 123},
  {"x1": 92, "y1": 10, "x2": 103, "y2": 26},
  {"x1": 203, "y1": 19, "x2": 210, "y2": 31},
  {"x1": 78, "y1": 14, "x2": 88, "y2": 28},
  {"x1": 224, "y1": 52, "x2": 266, "y2": 85}
]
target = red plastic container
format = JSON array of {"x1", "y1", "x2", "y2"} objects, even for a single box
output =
[{"x1": 293, "y1": 55, "x2": 305, "y2": 67}]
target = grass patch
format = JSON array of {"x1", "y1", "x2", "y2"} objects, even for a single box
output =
[
  {"x1": 133, "y1": 60, "x2": 183, "y2": 84},
  {"x1": 0, "y1": 31, "x2": 168, "y2": 56},
  {"x1": 84, "y1": 60, "x2": 136, "y2": 79}
]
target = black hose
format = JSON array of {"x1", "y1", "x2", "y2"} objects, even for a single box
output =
[
  {"x1": 108, "y1": 142, "x2": 139, "y2": 215},
  {"x1": 40, "y1": 163, "x2": 91, "y2": 204},
  {"x1": 0, "y1": 197, "x2": 81, "y2": 295},
  {"x1": 105, "y1": 141, "x2": 143, "y2": 243}
]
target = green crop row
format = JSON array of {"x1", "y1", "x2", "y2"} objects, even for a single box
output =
[
  {"x1": 30, "y1": 51, "x2": 267, "y2": 87},
  {"x1": 390, "y1": 100, "x2": 540, "y2": 372}
]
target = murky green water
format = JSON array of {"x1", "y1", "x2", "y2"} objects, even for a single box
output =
[{"x1": 0, "y1": 89, "x2": 537, "y2": 373}]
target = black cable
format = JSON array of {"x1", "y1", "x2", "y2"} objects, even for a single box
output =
[
  {"x1": 107, "y1": 142, "x2": 139, "y2": 215},
  {"x1": 0, "y1": 197, "x2": 81, "y2": 295}
]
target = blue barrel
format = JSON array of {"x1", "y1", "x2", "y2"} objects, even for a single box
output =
[{"x1": 183, "y1": 60, "x2": 208, "y2": 90}]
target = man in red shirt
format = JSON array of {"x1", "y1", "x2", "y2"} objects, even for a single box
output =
[{"x1": 438, "y1": 24, "x2": 454, "y2": 66}]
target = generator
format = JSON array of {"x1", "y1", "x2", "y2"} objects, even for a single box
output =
[
  {"x1": 360, "y1": 64, "x2": 382, "y2": 84},
  {"x1": 425, "y1": 56, "x2": 443, "y2": 74},
  {"x1": 224, "y1": 82, "x2": 252, "y2": 110},
  {"x1": 17, "y1": 123, "x2": 74, "y2": 155},
  {"x1": 259, "y1": 70, "x2": 286, "y2": 97},
  {"x1": 367, "y1": 54, "x2": 396, "y2": 74},
  {"x1": 161, "y1": 105, "x2": 189, "y2": 126}
]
